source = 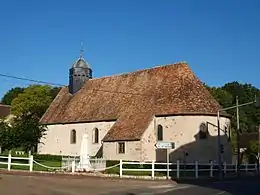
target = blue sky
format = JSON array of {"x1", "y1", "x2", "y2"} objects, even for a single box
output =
[{"x1": 0, "y1": 0, "x2": 259, "y2": 98}]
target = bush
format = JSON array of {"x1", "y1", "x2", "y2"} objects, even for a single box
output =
[{"x1": 33, "y1": 154, "x2": 62, "y2": 162}]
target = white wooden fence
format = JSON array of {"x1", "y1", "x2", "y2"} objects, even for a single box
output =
[
  {"x1": 0, "y1": 154, "x2": 259, "y2": 180},
  {"x1": 0, "y1": 154, "x2": 33, "y2": 171},
  {"x1": 119, "y1": 160, "x2": 259, "y2": 179}
]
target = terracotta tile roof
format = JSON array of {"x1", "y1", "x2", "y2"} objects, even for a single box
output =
[
  {"x1": 0, "y1": 104, "x2": 11, "y2": 118},
  {"x1": 40, "y1": 63, "x2": 223, "y2": 141}
]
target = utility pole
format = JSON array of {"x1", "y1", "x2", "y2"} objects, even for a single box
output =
[
  {"x1": 216, "y1": 95, "x2": 259, "y2": 180},
  {"x1": 236, "y1": 96, "x2": 240, "y2": 178},
  {"x1": 257, "y1": 124, "x2": 260, "y2": 174}
]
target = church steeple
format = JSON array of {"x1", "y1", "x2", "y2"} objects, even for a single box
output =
[
  {"x1": 69, "y1": 43, "x2": 93, "y2": 94},
  {"x1": 79, "y1": 41, "x2": 84, "y2": 59}
]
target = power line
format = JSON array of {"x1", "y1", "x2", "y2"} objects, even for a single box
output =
[
  {"x1": 0, "y1": 73, "x2": 149, "y2": 97},
  {"x1": 0, "y1": 73, "x2": 65, "y2": 87}
]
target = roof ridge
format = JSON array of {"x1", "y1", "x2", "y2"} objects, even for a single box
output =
[{"x1": 90, "y1": 61, "x2": 189, "y2": 81}]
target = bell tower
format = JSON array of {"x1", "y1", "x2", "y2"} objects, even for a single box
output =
[{"x1": 69, "y1": 44, "x2": 92, "y2": 94}]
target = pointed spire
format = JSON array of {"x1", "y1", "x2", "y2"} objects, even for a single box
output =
[{"x1": 79, "y1": 41, "x2": 84, "y2": 59}]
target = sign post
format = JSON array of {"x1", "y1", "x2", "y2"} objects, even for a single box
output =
[
  {"x1": 155, "y1": 141, "x2": 175, "y2": 180},
  {"x1": 166, "y1": 149, "x2": 169, "y2": 179}
]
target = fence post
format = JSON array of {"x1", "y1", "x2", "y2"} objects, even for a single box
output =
[
  {"x1": 177, "y1": 160, "x2": 180, "y2": 179},
  {"x1": 29, "y1": 155, "x2": 33, "y2": 172},
  {"x1": 195, "y1": 161, "x2": 198, "y2": 178},
  {"x1": 119, "y1": 159, "x2": 123, "y2": 178},
  {"x1": 8, "y1": 153, "x2": 11, "y2": 171},
  {"x1": 151, "y1": 160, "x2": 155, "y2": 180},
  {"x1": 245, "y1": 163, "x2": 248, "y2": 172},
  {"x1": 255, "y1": 163, "x2": 257, "y2": 171},
  {"x1": 224, "y1": 162, "x2": 227, "y2": 174},
  {"x1": 71, "y1": 160, "x2": 75, "y2": 173},
  {"x1": 210, "y1": 161, "x2": 213, "y2": 178},
  {"x1": 235, "y1": 160, "x2": 238, "y2": 172}
]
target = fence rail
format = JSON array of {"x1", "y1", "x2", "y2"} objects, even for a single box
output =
[
  {"x1": 0, "y1": 154, "x2": 33, "y2": 171},
  {"x1": 119, "y1": 160, "x2": 259, "y2": 179},
  {"x1": 0, "y1": 154, "x2": 259, "y2": 180}
]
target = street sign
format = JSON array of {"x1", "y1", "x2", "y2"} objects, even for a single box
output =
[{"x1": 155, "y1": 141, "x2": 175, "y2": 149}]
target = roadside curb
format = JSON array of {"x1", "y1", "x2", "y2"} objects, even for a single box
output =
[{"x1": 0, "y1": 169, "x2": 177, "y2": 184}]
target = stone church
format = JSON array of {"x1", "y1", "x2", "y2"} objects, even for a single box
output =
[{"x1": 38, "y1": 54, "x2": 232, "y2": 163}]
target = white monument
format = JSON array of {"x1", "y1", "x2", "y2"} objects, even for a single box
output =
[{"x1": 78, "y1": 133, "x2": 92, "y2": 171}]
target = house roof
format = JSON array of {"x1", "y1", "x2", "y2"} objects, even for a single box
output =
[
  {"x1": 0, "y1": 104, "x2": 11, "y2": 118},
  {"x1": 40, "y1": 62, "x2": 223, "y2": 141}
]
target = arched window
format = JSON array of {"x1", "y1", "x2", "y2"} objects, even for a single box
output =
[
  {"x1": 93, "y1": 128, "x2": 99, "y2": 143},
  {"x1": 199, "y1": 123, "x2": 208, "y2": 139},
  {"x1": 71, "y1": 129, "x2": 76, "y2": 144},
  {"x1": 157, "y1": 125, "x2": 163, "y2": 141}
]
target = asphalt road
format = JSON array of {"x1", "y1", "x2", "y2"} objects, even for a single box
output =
[
  {"x1": 117, "y1": 177, "x2": 260, "y2": 195},
  {"x1": 1, "y1": 171, "x2": 260, "y2": 195}
]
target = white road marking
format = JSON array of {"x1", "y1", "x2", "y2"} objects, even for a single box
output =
[
  {"x1": 148, "y1": 184, "x2": 177, "y2": 189},
  {"x1": 140, "y1": 185, "x2": 193, "y2": 195},
  {"x1": 140, "y1": 193, "x2": 154, "y2": 195},
  {"x1": 160, "y1": 185, "x2": 193, "y2": 193},
  {"x1": 215, "y1": 191, "x2": 226, "y2": 195}
]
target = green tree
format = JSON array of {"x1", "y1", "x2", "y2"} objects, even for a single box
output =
[
  {"x1": 0, "y1": 121, "x2": 18, "y2": 152},
  {"x1": 245, "y1": 140, "x2": 259, "y2": 163},
  {"x1": 222, "y1": 82, "x2": 260, "y2": 133},
  {"x1": 207, "y1": 87, "x2": 233, "y2": 108},
  {"x1": 1, "y1": 87, "x2": 24, "y2": 105},
  {"x1": 11, "y1": 115, "x2": 47, "y2": 152},
  {"x1": 11, "y1": 85, "x2": 53, "y2": 119},
  {"x1": 50, "y1": 87, "x2": 61, "y2": 100},
  {"x1": 8, "y1": 85, "x2": 54, "y2": 152}
]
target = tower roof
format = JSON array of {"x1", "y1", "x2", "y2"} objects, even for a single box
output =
[
  {"x1": 72, "y1": 58, "x2": 91, "y2": 69},
  {"x1": 71, "y1": 42, "x2": 91, "y2": 69}
]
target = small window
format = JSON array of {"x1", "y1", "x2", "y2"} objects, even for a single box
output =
[
  {"x1": 199, "y1": 123, "x2": 208, "y2": 139},
  {"x1": 71, "y1": 129, "x2": 76, "y2": 144},
  {"x1": 157, "y1": 124, "x2": 163, "y2": 141},
  {"x1": 93, "y1": 128, "x2": 99, "y2": 143},
  {"x1": 118, "y1": 142, "x2": 125, "y2": 154}
]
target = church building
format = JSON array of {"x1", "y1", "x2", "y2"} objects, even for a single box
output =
[{"x1": 38, "y1": 53, "x2": 232, "y2": 163}]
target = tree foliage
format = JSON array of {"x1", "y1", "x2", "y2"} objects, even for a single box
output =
[
  {"x1": 245, "y1": 141, "x2": 259, "y2": 163},
  {"x1": 11, "y1": 85, "x2": 54, "y2": 119},
  {"x1": 11, "y1": 115, "x2": 47, "y2": 152},
  {"x1": 1, "y1": 87, "x2": 24, "y2": 105},
  {"x1": 0, "y1": 84, "x2": 61, "y2": 153},
  {"x1": 208, "y1": 82, "x2": 260, "y2": 133},
  {"x1": 0, "y1": 121, "x2": 17, "y2": 151}
]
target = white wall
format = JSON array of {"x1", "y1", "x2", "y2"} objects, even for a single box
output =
[
  {"x1": 39, "y1": 115, "x2": 231, "y2": 163},
  {"x1": 103, "y1": 141, "x2": 142, "y2": 161},
  {"x1": 102, "y1": 119, "x2": 155, "y2": 161},
  {"x1": 153, "y1": 115, "x2": 231, "y2": 163},
  {"x1": 38, "y1": 121, "x2": 115, "y2": 156}
]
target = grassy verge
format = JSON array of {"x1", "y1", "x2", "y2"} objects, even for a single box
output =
[
  {"x1": 0, "y1": 156, "x2": 61, "y2": 172},
  {"x1": 33, "y1": 160, "x2": 62, "y2": 171}
]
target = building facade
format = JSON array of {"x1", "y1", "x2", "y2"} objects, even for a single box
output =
[{"x1": 38, "y1": 55, "x2": 232, "y2": 163}]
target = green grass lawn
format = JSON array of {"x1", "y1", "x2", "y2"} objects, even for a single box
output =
[
  {"x1": 0, "y1": 157, "x2": 61, "y2": 172},
  {"x1": 33, "y1": 160, "x2": 62, "y2": 172}
]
